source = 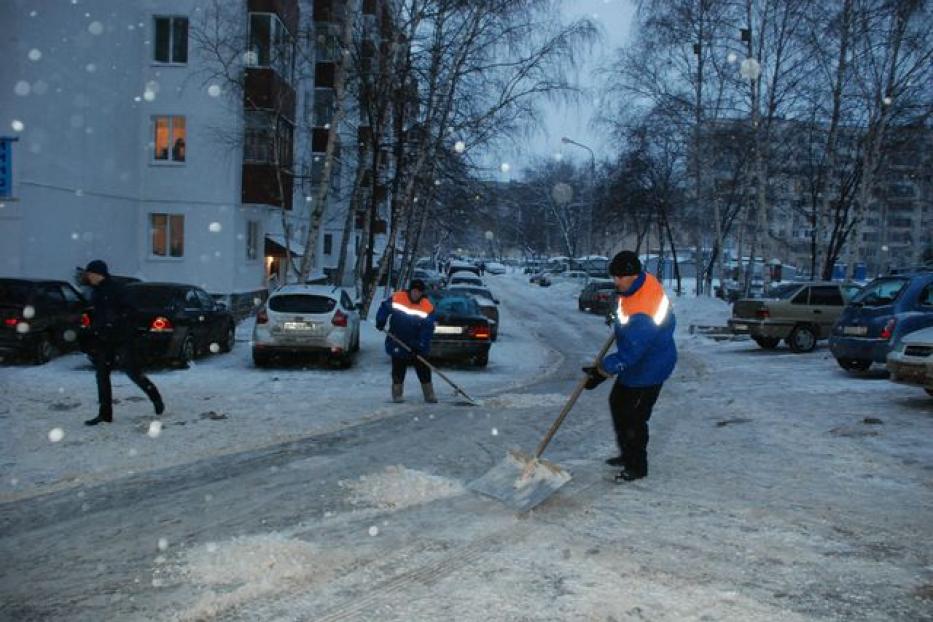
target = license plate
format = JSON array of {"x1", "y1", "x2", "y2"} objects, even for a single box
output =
[
  {"x1": 732, "y1": 323, "x2": 748, "y2": 331},
  {"x1": 434, "y1": 325, "x2": 463, "y2": 335},
  {"x1": 283, "y1": 321, "x2": 314, "y2": 331},
  {"x1": 843, "y1": 326, "x2": 867, "y2": 336}
]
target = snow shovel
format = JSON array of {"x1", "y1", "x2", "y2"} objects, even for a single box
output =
[
  {"x1": 385, "y1": 331, "x2": 479, "y2": 405},
  {"x1": 469, "y1": 333, "x2": 616, "y2": 512}
]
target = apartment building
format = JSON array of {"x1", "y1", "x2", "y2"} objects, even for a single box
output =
[{"x1": 1, "y1": 0, "x2": 309, "y2": 312}]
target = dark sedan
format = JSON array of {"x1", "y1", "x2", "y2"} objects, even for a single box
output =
[
  {"x1": 0, "y1": 278, "x2": 88, "y2": 363},
  {"x1": 426, "y1": 291, "x2": 492, "y2": 367},
  {"x1": 578, "y1": 280, "x2": 616, "y2": 314},
  {"x1": 120, "y1": 283, "x2": 236, "y2": 367},
  {"x1": 830, "y1": 271, "x2": 933, "y2": 371}
]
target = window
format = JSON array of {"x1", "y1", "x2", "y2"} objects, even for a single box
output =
[
  {"x1": 38, "y1": 284, "x2": 66, "y2": 305},
  {"x1": 247, "y1": 221, "x2": 260, "y2": 260},
  {"x1": 920, "y1": 285, "x2": 933, "y2": 307},
  {"x1": 184, "y1": 289, "x2": 201, "y2": 309},
  {"x1": 324, "y1": 233, "x2": 333, "y2": 255},
  {"x1": 809, "y1": 286, "x2": 844, "y2": 306},
  {"x1": 195, "y1": 289, "x2": 214, "y2": 309},
  {"x1": 60, "y1": 284, "x2": 83, "y2": 304},
  {"x1": 341, "y1": 292, "x2": 354, "y2": 310},
  {"x1": 791, "y1": 288, "x2": 810, "y2": 305},
  {"x1": 151, "y1": 213, "x2": 185, "y2": 257},
  {"x1": 153, "y1": 116, "x2": 186, "y2": 162},
  {"x1": 315, "y1": 62, "x2": 336, "y2": 88},
  {"x1": 852, "y1": 278, "x2": 908, "y2": 306},
  {"x1": 154, "y1": 17, "x2": 188, "y2": 63},
  {"x1": 313, "y1": 89, "x2": 335, "y2": 126},
  {"x1": 248, "y1": 13, "x2": 292, "y2": 80},
  {"x1": 244, "y1": 112, "x2": 292, "y2": 166}
]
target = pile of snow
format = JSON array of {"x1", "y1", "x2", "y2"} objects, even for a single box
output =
[
  {"x1": 174, "y1": 533, "x2": 339, "y2": 621},
  {"x1": 671, "y1": 294, "x2": 732, "y2": 331},
  {"x1": 482, "y1": 393, "x2": 568, "y2": 409},
  {"x1": 340, "y1": 465, "x2": 465, "y2": 510}
]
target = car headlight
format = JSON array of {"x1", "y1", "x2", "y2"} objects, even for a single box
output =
[{"x1": 893, "y1": 341, "x2": 906, "y2": 354}]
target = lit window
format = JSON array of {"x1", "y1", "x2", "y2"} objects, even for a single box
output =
[
  {"x1": 154, "y1": 17, "x2": 188, "y2": 63},
  {"x1": 151, "y1": 213, "x2": 185, "y2": 257},
  {"x1": 153, "y1": 116, "x2": 186, "y2": 162},
  {"x1": 247, "y1": 221, "x2": 260, "y2": 260}
]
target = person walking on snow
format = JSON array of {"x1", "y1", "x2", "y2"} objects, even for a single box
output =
[
  {"x1": 582, "y1": 251, "x2": 677, "y2": 482},
  {"x1": 79, "y1": 260, "x2": 164, "y2": 426},
  {"x1": 375, "y1": 279, "x2": 438, "y2": 403}
]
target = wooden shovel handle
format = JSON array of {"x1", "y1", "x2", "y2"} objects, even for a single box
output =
[{"x1": 533, "y1": 333, "x2": 616, "y2": 459}]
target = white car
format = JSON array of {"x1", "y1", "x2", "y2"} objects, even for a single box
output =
[
  {"x1": 484, "y1": 262, "x2": 507, "y2": 275},
  {"x1": 252, "y1": 284, "x2": 361, "y2": 368},
  {"x1": 887, "y1": 326, "x2": 933, "y2": 397},
  {"x1": 448, "y1": 271, "x2": 485, "y2": 287}
]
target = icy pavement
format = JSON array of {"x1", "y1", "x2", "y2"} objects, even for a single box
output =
[{"x1": 2, "y1": 273, "x2": 932, "y2": 621}]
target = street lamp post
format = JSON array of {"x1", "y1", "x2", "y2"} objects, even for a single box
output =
[{"x1": 561, "y1": 136, "x2": 596, "y2": 255}]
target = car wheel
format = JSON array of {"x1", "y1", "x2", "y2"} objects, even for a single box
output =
[
  {"x1": 787, "y1": 325, "x2": 817, "y2": 353},
  {"x1": 836, "y1": 358, "x2": 871, "y2": 372},
  {"x1": 219, "y1": 324, "x2": 235, "y2": 353},
  {"x1": 474, "y1": 352, "x2": 489, "y2": 367},
  {"x1": 252, "y1": 350, "x2": 270, "y2": 368},
  {"x1": 176, "y1": 336, "x2": 195, "y2": 368},
  {"x1": 33, "y1": 334, "x2": 55, "y2": 364},
  {"x1": 926, "y1": 388, "x2": 933, "y2": 397},
  {"x1": 753, "y1": 336, "x2": 781, "y2": 350}
]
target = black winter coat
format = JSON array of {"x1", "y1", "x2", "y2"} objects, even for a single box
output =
[{"x1": 88, "y1": 278, "x2": 135, "y2": 344}]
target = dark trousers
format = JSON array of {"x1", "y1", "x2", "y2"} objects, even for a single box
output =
[
  {"x1": 391, "y1": 356, "x2": 431, "y2": 385},
  {"x1": 609, "y1": 382, "x2": 662, "y2": 476},
  {"x1": 94, "y1": 342, "x2": 161, "y2": 419}
]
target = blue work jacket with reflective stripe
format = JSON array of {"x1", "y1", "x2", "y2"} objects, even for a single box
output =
[
  {"x1": 375, "y1": 291, "x2": 436, "y2": 359},
  {"x1": 602, "y1": 272, "x2": 677, "y2": 387}
]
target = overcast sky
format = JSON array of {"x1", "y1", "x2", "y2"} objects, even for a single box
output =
[{"x1": 494, "y1": 0, "x2": 637, "y2": 180}]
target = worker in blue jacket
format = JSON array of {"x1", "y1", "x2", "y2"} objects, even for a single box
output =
[
  {"x1": 583, "y1": 251, "x2": 677, "y2": 482},
  {"x1": 375, "y1": 279, "x2": 437, "y2": 403}
]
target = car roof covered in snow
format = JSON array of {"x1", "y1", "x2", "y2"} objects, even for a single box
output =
[{"x1": 271, "y1": 284, "x2": 347, "y2": 298}]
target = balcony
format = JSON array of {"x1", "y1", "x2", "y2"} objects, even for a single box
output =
[
  {"x1": 248, "y1": 0, "x2": 298, "y2": 34},
  {"x1": 242, "y1": 164, "x2": 294, "y2": 210},
  {"x1": 244, "y1": 67, "x2": 296, "y2": 121}
]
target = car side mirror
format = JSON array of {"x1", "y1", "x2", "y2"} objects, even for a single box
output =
[{"x1": 493, "y1": 298, "x2": 500, "y2": 305}]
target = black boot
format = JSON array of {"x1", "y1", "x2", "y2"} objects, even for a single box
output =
[
  {"x1": 152, "y1": 393, "x2": 164, "y2": 415},
  {"x1": 614, "y1": 467, "x2": 646, "y2": 483},
  {"x1": 605, "y1": 455, "x2": 625, "y2": 467},
  {"x1": 84, "y1": 414, "x2": 113, "y2": 426}
]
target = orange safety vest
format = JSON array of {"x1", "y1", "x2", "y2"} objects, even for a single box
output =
[
  {"x1": 616, "y1": 273, "x2": 672, "y2": 327},
  {"x1": 391, "y1": 291, "x2": 434, "y2": 319}
]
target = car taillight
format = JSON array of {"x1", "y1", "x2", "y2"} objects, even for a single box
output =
[
  {"x1": 880, "y1": 318, "x2": 896, "y2": 340},
  {"x1": 332, "y1": 309, "x2": 348, "y2": 327},
  {"x1": 3, "y1": 317, "x2": 18, "y2": 327},
  {"x1": 150, "y1": 316, "x2": 173, "y2": 332},
  {"x1": 755, "y1": 308, "x2": 770, "y2": 319},
  {"x1": 467, "y1": 325, "x2": 491, "y2": 340},
  {"x1": 256, "y1": 307, "x2": 268, "y2": 324},
  {"x1": 80, "y1": 313, "x2": 91, "y2": 328}
]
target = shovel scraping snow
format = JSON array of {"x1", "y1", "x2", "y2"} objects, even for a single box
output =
[{"x1": 469, "y1": 333, "x2": 616, "y2": 512}]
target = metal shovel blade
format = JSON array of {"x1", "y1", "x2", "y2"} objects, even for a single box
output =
[{"x1": 468, "y1": 449, "x2": 572, "y2": 512}]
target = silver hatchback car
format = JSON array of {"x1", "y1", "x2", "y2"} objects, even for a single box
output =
[{"x1": 252, "y1": 285, "x2": 361, "y2": 367}]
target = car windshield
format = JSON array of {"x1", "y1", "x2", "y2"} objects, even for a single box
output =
[
  {"x1": 852, "y1": 278, "x2": 908, "y2": 306},
  {"x1": 434, "y1": 296, "x2": 479, "y2": 316},
  {"x1": 269, "y1": 294, "x2": 336, "y2": 314},
  {"x1": 449, "y1": 286, "x2": 493, "y2": 299},
  {"x1": 126, "y1": 286, "x2": 183, "y2": 307},
  {"x1": 0, "y1": 280, "x2": 34, "y2": 304}
]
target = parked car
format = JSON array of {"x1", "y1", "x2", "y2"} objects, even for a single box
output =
[
  {"x1": 560, "y1": 270, "x2": 590, "y2": 283},
  {"x1": 578, "y1": 280, "x2": 616, "y2": 314},
  {"x1": 107, "y1": 283, "x2": 236, "y2": 367},
  {"x1": 529, "y1": 272, "x2": 552, "y2": 287},
  {"x1": 446, "y1": 260, "x2": 481, "y2": 278},
  {"x1": 426, "y1": 291, "x2": 492, "y2": 367},
  {"x1": 252, "y1": 284, "x2": 361, "y2": 367},
  {"x1": 447, "y1": 284, "x2": 500, "y2": 340},
  {"x1": 412, "y1": 269, "x2": 444, "y2": 290},
  {"x1": 77, "y1": 273, "x2": 140, "y2": 301},
  {"x1": 728, "y1": 281, "x2": 862, "y2": 353},
  {"x1": 0, "y1": 278, "x2": 88, "y2": 363},
  {"x1": 886, "y1": 326, "x2": 933, "y2": 396},
  {"x1": 484, "y1": 262, "x2": 507, "y2": 275},
  {"x1": 448, "y1": 272, "x2": 485, "y2": 287},
  {"x1": 830, "y1": 271, "x2": 933, "y2": 372}
]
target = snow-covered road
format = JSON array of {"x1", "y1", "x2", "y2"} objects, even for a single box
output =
[{"x1": 2, "y1": 274, "x2": 932, "y2": 621}]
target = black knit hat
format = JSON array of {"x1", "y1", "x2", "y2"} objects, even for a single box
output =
[
  {"x1": 79, "y1": 259, "x2": 110, "y2": 277},
  {"x1": 608, "y1": 251, "x2": 641, "y2": 277},
  {"x1": 409, "y1": 278, "x2": 426, "y2": 292}
]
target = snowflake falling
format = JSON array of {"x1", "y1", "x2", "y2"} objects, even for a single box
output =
[
  {"x1": 208, "y1": 222, "x2": 222, "y2": 233},
  {"x1": 28, "y1": 49, "x2": 42, "y2": 61},
  {"x1": 48, "y1": 428, "x2": 65, "y2": 443},
  {"x1": 368, "y1": 526, "x2": 379, "y2": 536},
  {"x1": 147, "y1": 421, "x2": 163, "y2": 439},
  {"x1": 740, "y1": 58, "x2": 761, "y2": 80},
  {"x1": 454, "y1": 140, "x2": 466, "y2": 154},
  {"x1": 88, "y1": 21, "x2": 104, "y2": 35}
]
